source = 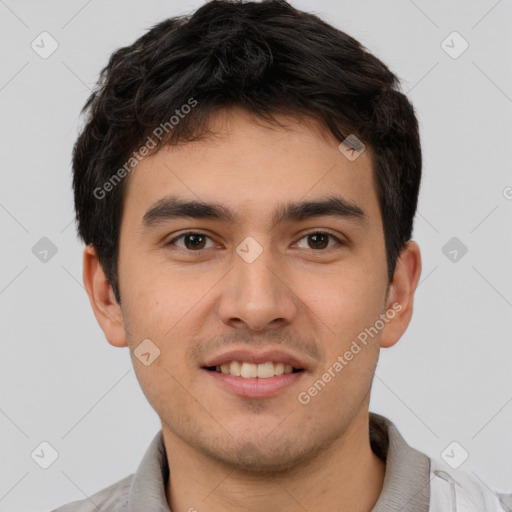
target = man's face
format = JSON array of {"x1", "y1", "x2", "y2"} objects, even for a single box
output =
[{"x1": 117, "y1": 107, "x2": 392, "y2": 472}]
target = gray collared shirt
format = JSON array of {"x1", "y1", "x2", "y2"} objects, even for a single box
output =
[{"x1": 49, "y1": 412, "x2": 458, "y2": 511}]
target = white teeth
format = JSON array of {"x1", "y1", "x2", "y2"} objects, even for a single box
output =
[
  {"x1": 257, "y1": 362, "x2": 275, "y2": 378},
  {"x1": 213, "y1": 361, "x2": 300, "y2": 378},
  {"x1": 241, "y1": 362, "x2": 258, "y2": 378},
  {"x1": 230, "y1": 361, "x2": 242, "y2": 376}
]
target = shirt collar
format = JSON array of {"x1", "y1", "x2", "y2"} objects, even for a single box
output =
[
  {"x1": 128, "y1": 428, "x2": 170, "y2": 512},
  {"x1": 369, "y1": 412, "x2": 431, "y2": 511},
  {"x1": 128, "y1": 412, "x2": 431, "y2": 511}
]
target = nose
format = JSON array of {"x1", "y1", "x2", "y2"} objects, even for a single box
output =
[{"x1": 216, "y1": 238, "x2": 299, "y2": 331}]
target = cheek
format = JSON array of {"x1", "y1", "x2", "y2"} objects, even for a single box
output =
[
  {"x1": 121, "y1": 254, "x2": 193, "y2": 326},
  {"x1": 121, "y1": 262, "x2": 206, "y2": 371},
  {"x1": 122, "y1": 281, "x2": 195, "y2": 409},
  {"x1": 292, "y1": 262, "x2": 387, "y2": 339},
  {"x1": 303, "y1": 271, "x2": 385, "y2": 404}
]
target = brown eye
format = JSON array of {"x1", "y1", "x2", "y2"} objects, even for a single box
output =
[
  {"x1": 307, "y1": 233, "x2": 329, "y2": 249},
  {"x1": 167, "y1": 232, "x2": 213, "y2": 251},
  {"x1": 296, "y1": 232, "x2": 342, "y2": 250}
]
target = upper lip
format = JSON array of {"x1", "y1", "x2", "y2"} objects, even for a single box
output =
[{"x1": 202, "y1": 348, "x2": 310, "y2": 371}]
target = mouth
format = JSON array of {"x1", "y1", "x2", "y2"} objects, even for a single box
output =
[
  {"x1": 201, "y1": 350, "x2": 308, "y2": 398},
  {"x1": 204, "y1": 361, "x2": 305, "y2": 378}
]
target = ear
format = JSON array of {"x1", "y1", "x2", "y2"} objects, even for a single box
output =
[
  {"x1": 380, "y1": 240, "x2": 422, "y2": 349},
  {"x1": 82, "y1": 244, "x2": 128, "y2": 348}
]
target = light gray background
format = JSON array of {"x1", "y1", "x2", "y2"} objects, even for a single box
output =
[{"x1": 1, "y1": 1, "x2": 511, "y2": 510}]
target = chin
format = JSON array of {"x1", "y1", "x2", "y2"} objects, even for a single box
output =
[{"x1": 208, "y1": 438, "x2": 322, "y2": 476}]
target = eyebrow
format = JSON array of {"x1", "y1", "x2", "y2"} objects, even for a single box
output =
[{"x1": 140, "y1": 194, "x2": 368, "y2": 231}]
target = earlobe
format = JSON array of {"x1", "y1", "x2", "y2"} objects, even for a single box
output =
[
  {"x1": 82, "y1": 244, "x2": 128, "y2": 348},
  {"x1": 380, "y1": 240, "x2": 422, "y2": 349}
]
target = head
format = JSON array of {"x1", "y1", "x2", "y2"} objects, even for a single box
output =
[{"x1": 77, "y1": 0, "x2": 422, "y2": 473}]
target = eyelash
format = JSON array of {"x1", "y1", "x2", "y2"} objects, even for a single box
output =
[{"x1": 166, "y1": 230, "x2": 345, "y2": 253}]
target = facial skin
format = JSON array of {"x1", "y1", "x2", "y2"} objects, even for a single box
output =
[{"x1": 84, "y1": 106, "x2": 421, "y2": 512}]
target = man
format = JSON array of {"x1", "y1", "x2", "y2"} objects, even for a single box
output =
[{"x1": 54, "y1": 0, "x2": 511, "y2": 510}]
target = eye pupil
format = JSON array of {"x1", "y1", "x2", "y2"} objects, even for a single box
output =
[
  {"x1": 309, "y1": 233, "x2": 329, "y2": 249},
  {"x1": 185, "y1": 234, "x2": 206, "y2": 250}
]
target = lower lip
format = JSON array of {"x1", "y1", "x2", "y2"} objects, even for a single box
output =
[{"x1": 203, "y1": 369, "x2": 306, "y2": 398}]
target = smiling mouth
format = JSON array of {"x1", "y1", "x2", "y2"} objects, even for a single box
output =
[{"x1": 204, "y1": 361, "x2": 304, "y2": 379}]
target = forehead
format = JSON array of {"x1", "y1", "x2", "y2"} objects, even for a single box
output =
[{"x1": 120, "y1": 107, "x2": 381, "y2": 230}]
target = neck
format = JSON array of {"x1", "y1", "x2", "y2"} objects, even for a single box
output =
[{"x1": 163, "y1": 410, "x2": 386, "y2": 512}]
